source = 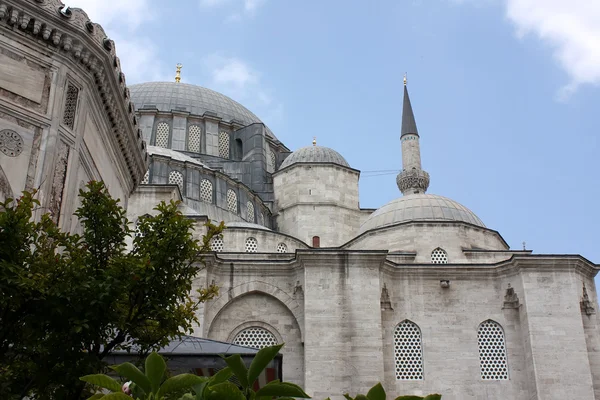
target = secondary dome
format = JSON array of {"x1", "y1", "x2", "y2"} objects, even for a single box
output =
[
  {"x1": 280, "y1": 145, "x2": 350, "y2": 169},
  {"x1": 359, "y1": 194, "x2": 485, "y2": 233},
  {"x1": 129, "y1": 82, "x2": 276, "y2": 139}
]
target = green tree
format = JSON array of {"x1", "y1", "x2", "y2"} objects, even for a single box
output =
[{"x1": 0, "y1": 181, "x2": 224, "y2": 399}]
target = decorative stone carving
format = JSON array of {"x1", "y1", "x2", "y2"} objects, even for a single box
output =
[
  {"x1": 502, "y1": 284, "x2": 520, "y2": 309},
  {"x1": 581, "y1": 283, "x2": 595, "y2": 315},
  {"x1": 0, "y1": 129, "x2": 23, "y2": 157},
  {"x1": 381, "y1": 283, "x2": 393, "y2": 310},
  {"x1": 62, "y1": 84, "x2": 79, "y2": 130},
  {"x1": 49, "y1": 141, "x2": 69, "y2": 223},
  {"x1": 396, "y1": 168, "x2": 430, "y2": 195}
]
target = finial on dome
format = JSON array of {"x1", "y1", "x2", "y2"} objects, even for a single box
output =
[
  {"x1": 175, "y1": 63, "x2": 182, "y2": 83},
  {"x1": 403, "y1": 72, "x2": 407, "y2": 86},
  {"x1": 312, "y1": 136, "x2": 317, "y2": 146}
]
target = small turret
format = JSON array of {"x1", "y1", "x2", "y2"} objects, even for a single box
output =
[{"x1": 396, "y1": 77, "x2": 430, "y2": 195}]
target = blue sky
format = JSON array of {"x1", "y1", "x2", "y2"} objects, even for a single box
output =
[{"x1": 71, "y1": 0, "x2": 599, "y2": 265}]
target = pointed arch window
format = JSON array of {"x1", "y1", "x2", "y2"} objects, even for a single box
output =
[
  {"x1": 168, "y1": 171, "x2": 183, "y2": 191},
  {"x1": 227, "y1": 189, "x2": 237, "y2": 213},
  {"x1": 478, "y1": 320, "x2": 508, "y2": 380},
  {"x1": 394, "y1": 320, "x2": 423, "y2": 380},
  {"x1": 247, "y1": 201, "x2": 255, "y2": 222},
  {"x1": 218, "y1": 131, "x2": 230, "y2": 159},
  {"x1": 200, "y1": 179, "x2": 213, "y2": 203},
  {"x1": 431, "y1": 248, "x2": 448, "y2": 264},
  {"x1": 188, "y1": 125, "x2": 201, "y2": 153},
  {"x1": 155, "y1": 122, "x2": 170, "y2": 148}
]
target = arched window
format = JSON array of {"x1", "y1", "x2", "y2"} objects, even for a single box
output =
[
  {"x1": 234, "y1": 138, "x2": 243, "y2": 161},
  {"x1": 218, "y1": 131, "x2": 230, "y2": 159},
  {"x1": 268, "y1": 149, "x2": 276, "y2": 172},
  {"x1": 210, "y1": 236, "x2": 224, "y2": 252},
  {"x1": 200, "y1": 179, "x2": 213, "y2": 203},
  {"x1": 245, "y1": 237, "x2": 258, "y2": 253},
  {"x1": 478, "y1": 320, "x2": 508, "y2": 380},
  {"x1": 246, "y1": 201, "x2": 255, "y2": 222},
  {"x1": 140, "y1": 169, "x2": 149, "y2": 184},
  {"x1": 233, "y1": 327, "x2": 278, "y2": 349},
  {"x1": 394, "y1": 320, "x2": 423, "y2": 380},
  {"x1": 168, "y1": 171, "x2": 183, "y2": 191},
  {"x1": 227, "y1": 189, "x2": 237, "y2": 213},
  {"x1": 431, "y1": 248, "x2": 448, "y2": 264},
  {"x1": 276, "y1": 243, "x2": 288, "y2": 253},
  {"x1": 188, "y1": 125, "x2": 201, "y2": 153},
  {"x1": 155, "y1": 122, "x2": 170, "y2": 148},
  {"x1": 312, "y1": 236, "x2": 320, "y2": 248}
]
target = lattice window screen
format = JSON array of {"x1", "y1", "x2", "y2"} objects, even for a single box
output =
[
  {"x1": 63, "y1": 84, "x2": 79, "y2": 129},
  {"x1": 210, "y1": 237, "x2": 224, "y2": 252},
  {"x1": 245, "y1": 237, "x2": 258, "y2": 253},
  {"x1": 141, "y1": 169, "x2": 149, "y2": 184},
  {"x1": 168, "y1": 171, "x2": 183, "y2": 191},
  {"x1": 276, "y1": 243, "x2": 288, "y2": 253},
  {"x1": 394, "y1": 320, "x2": 424, "y2": 380},
  {"x1": 155, "y1": 122, "x2": 170, "y2": 148},
  {"x1": 478, "y1": 320, "x2": 509, "y2": 380},
  {"x1": 200, "y1": 179, "x2": 213, "y2": 203},
  {"x1": 233, "y1": 327, "x2": 277, "y2": 349},
  {"x1": 188, "y1": 125, "x2": 201, "y2": 153},
  {"x1": 227, "y1": 189, "x2": 237, "y2": 213},
  {"x1": 219, "y1": 131, "x2": 230, "y2": 159},
  {"x1": 246, "y1": 201, "x2": 255, "y2": 222},
  {"x1": 268, "y1": 149, "x2": 276, "y2": 171},
  {"x1": 431, "y1": 248, "x2": 448, "y2": 264}
]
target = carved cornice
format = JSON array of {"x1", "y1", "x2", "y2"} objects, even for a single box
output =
[{"x1": 0, "y1": 0, "x2": 148, "y2": 191}]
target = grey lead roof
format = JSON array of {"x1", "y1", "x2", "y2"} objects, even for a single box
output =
[
  {"x1": 401, "y1": 85, "x2": 418, "y2": 137},
  {"x1": 280, "y1": 145, "x2": 350, "y2": 169},
  {"x1": 129, "y1": 82, "x2": 276, "y2": 139},
  {"x1": 359, "y1": 193, "x2": 485, "y2": 233}
]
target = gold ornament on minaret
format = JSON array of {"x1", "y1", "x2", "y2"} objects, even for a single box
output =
[
  {"x1": 175, "y1": 63, "x2": 183, "y2": 83},
  {"x1": 312, "y1": 137, "x2": 317, "y2": 146},
  {"x1": 403, "y1": 72, "x2": 407, "y2": 86}
]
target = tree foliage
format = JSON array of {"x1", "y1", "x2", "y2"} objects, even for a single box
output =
[{"x1": 0, "y1": 181, "x2": 224, "y2": 399}]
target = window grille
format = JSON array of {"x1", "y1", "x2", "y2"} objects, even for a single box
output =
[
  {"x1": 63, "y1": 84, "x2": 79, "y2": 129},
  {"x1": 210, "y1": 237, "x2": 224, "y2": 252},
  {"x1": 394, "y1": 320, "x2": 424, "y2": 380},
  {"x1": 233, "y1": 327, "x2": 277, "y2": 349},
  {"x1": 155, "y1": 122, "x2": 170, "y2": 148},
  {"x1": 200, "y1": 179, "x2": 213, "y2": 203},
  {"x1": 245, "y1": 237, "x2": 258, "y2": 253},
  {"x1": 141, "y1": 169, "x2": 149, "y2": 184},
  {"x1": 218, "y1": 131, "x2": 230, "y2": 159},
  {"x1": 269, "y1": 149, "x2": 276, "y2": 171},
  {"x1": 276, "y1": 243, "x2": 288, "y2": 253},
  {"x1": 227, "y1": 189, "x2": 237, "y2": 213},
  {"x1": 247, "y1": 201, "x2": 255, "y2": 222},
  {"x1": 478, "y1": 320, "x2": 509, "y2": 380},
  {"x1": 188, "y1": 125, "x2": 201, "y2": 153},
  {"x1": 168, "y1": 171, "x2": 183, "y2": 191},
  {"x1": 431, "y1": 248, "x2": 448, "y2": 264}
]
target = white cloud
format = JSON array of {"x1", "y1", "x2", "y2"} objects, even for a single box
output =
[
  {"x1": 207, "y1": 56, "x2": 259, "y2": 88},
  {"x1": 456, "y1": 0, "x2": 600, "y2": 97},
  {"x1": 199, "y1": 0, "x2": 267, "y2": 19},
  {"x1": 65, "y1": 0, "x2": 153, "y2": 30}
]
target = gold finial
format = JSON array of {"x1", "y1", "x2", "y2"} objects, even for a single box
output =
[
  {"x1": 403, "y1": 72, "x2": 407, "y2": 86},
  {"x1": 175, "y1": 63, "x2": 182, "y2": 83},
  {"x1": 312, "y1": 136, "x2": 317, "y2": 146}
]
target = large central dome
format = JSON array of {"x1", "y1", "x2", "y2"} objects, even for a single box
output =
[{"x1": 129, "y1": 82, "x2": 276, "y2": 139}]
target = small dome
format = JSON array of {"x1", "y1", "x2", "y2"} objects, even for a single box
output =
[
  {"x1": 129, "y1": 82, "x2": 276, "y2": 139},
  {"x1": 359, "y1": 194, "x2": 485, "y2": 233},
  {"x1": 280, "y1": 145, "x2": 350, "y2": 169}
]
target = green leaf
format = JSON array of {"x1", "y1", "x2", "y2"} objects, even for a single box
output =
[
  {"x1": 87, "y1": 395, "x2": 106, "y2": 400},
  {"x1": 224, "y1": 354, "x2": 249, "y2": 388},
  {"x1": 247, "y1": 343, "x2": 283, "y2": 386},
  {"x1": 206, "y1": 382, "x2": 245, "y2": 400},
  {"x1": 157, "y1": 374, "x2": 208, "y2": 397},
  {"x1": 97, "y1": 394, "x2": 135, "y2": 400},
  {"x1": 80, "y1": 374, "x2": 122, "y2": 392},
  {"x1": 356, "y1": 395, "x2": 369, "y2": 400},
  {"x1": 209, "y1": 367, "x2": 233, "y2": 385},
  {"x1": 111, "y1": 362, "x2": 151, "y2": 394},
  {"x1": 178, "y1": 394, "x2": 196, "y2": 400},
  {"x1": 145, "y1": 351, "x2": 167, "y2": 394},
  {"x1": 367, "y1": 383, "x2": 386, "y2": 400},
  {"x1": 423, "y1": 396, "x2": 442, "y2": 400},
  {"x1": 255, "y1": 381, "x2": 310, "y2": 398},
  {"x1": 344, "y1": 394, "x2": 355, "y2": 400}
]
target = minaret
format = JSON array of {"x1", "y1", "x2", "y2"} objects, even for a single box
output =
[{"x1": 396, "y1": 76, "x2": 430, "y2": 195}]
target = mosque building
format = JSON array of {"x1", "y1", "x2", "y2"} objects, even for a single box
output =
[{"x1": 0, "y1": 1, "x2": 599, "y2": 399}]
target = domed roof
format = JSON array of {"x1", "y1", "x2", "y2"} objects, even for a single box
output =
[
  {"x1": 359, "y1": 194, "x2": 485, "y2": 233},
  {"x1": 280, "y1": 145, "x2": 350, "y2": 169},
  {"x1": 129, "y1": 82, "x2": 276, "y2": 139}
]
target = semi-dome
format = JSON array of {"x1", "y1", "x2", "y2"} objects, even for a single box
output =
[
  {"x1": 280, "y1": 145, "x2": 350, "y2": 169},
  {"x1": 359, "y1": 194, "x2": 485, "y2": 233},
  {"x1": 129, "y1": 82, "x2": 276, "y2": 139}
]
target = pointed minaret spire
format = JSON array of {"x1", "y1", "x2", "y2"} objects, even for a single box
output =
[{"x1": 396, "y1": 80, "x2": 430, "y2": 195}]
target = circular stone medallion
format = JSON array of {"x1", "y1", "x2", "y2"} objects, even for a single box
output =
[{"x1": 0, "y1": 130, "x2": 24, "y2": 157}]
